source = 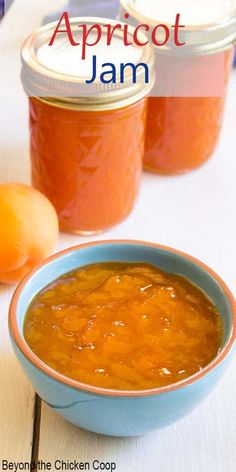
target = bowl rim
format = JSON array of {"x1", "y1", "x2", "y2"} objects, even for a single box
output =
[{"x1": 9, "y1": 239, "x2": 236, "y2": 398}]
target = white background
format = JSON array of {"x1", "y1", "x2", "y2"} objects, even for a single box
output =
[{"x1": 0, "y1": 1, "x2": 236, "y2": 471}]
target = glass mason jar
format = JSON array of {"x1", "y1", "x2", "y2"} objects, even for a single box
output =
[
  {"x1": 21, "y1": 18, "x2": 154, "y2": 233},
  {"x1": 120, "y1": 0, "x2": 236, "y2": 174}
]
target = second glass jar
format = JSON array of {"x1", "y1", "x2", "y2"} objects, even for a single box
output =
[{"x1": 120, "y1": 0, "x2": 236, "y2": 174}]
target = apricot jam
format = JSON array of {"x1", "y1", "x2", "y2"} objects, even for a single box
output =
[
  {"x1": 24, "y1": 262, "x2": 223, "y2": 390},
  {"x1": 29, "y1": 97, "x2": 147, "y2": 233},
  {"x1": 144, "y1": 49, "x2": 233, "y2": 175},
  {"x1": 21, "y1": 18, "x2": 154, "y2": 234},
  {"x1": 119, "y1": 1, "x2": 236, "y2": 174}
]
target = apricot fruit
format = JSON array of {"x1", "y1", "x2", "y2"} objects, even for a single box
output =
[{"x1": 0, "y1": 183, "x2": 59, "y2": 284}]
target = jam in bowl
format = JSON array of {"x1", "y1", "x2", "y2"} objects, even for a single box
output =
[{"x1": 9, "y1": 240, "x2": 236, "y2": 436}]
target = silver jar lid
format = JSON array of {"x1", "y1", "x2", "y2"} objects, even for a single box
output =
[
  {"x1": 120, "y1": 0, "x2": 236, "y2": 55},
  {"x1": 21, "y1": 17, "x2": 155, "y2": 110}
]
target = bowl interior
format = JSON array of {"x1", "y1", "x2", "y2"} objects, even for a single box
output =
[{"x1": 15, "y1": 242, "x2": 233, "y2": 349}]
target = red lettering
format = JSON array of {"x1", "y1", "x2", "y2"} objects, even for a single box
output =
[
  {"x1": 133, "y1": 25, "x2": 150, "y2": 46},
  {"x1": 78, "y1": 24, "x2": 102, "y2": 59},
  {"x1": 123, "y1": 23, "x2": 133, "y2": 46},
  {"x1": 103, "y1": 24, "x2": 122, "y2": 45},
  {"x1": 48, "y1": 13, "x2": 186, "y2": 61},
  {"x1": 172, "y1": 13, "x2": 186, "y2": 46},
  {"x1": 152, "y1": 24, "x2": 170, "y2": 46},
  {"x1": 49, "y1": 12, "x2": 79, "y2": 46}
]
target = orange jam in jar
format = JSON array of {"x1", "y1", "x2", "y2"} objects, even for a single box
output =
[
  {"x1": 120, "y1": 1, "x2": 236, "y2": 174},
  {"x1": 24, "y1": 262, "x2": 223, "y2": 391},
  {"x1": 21, "y1": 19, "x2": 154, "y2": 233},
  {"x1": 144, "y1": 50, "x2": 233, "y2": 175},
  {"x1": 29, "y1": 98, "x2": 147, "y2": 233}
]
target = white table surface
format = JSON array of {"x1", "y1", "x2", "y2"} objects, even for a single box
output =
[{"x1": 0, "y1": 2, "x2": 236, "y2": 471}]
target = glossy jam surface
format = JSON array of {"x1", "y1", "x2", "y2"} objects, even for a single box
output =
[
  {"x1": 24, "y1": 263, "x2": 223, "y2": 390},
  {"x1": 144, "y1": 49, "x2": 233, "y2": 174},
  {"x1": 29, "y1": 99, "x2": 147, "y2": 233}
]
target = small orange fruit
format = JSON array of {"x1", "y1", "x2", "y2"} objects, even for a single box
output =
[{"x1": 0, "y1": 183, "x2": 59, "y2": 284}]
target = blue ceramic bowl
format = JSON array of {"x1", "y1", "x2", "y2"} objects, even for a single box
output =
[{"x1": 9, "y1": 240, "x2": 236, "y2": 437}]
